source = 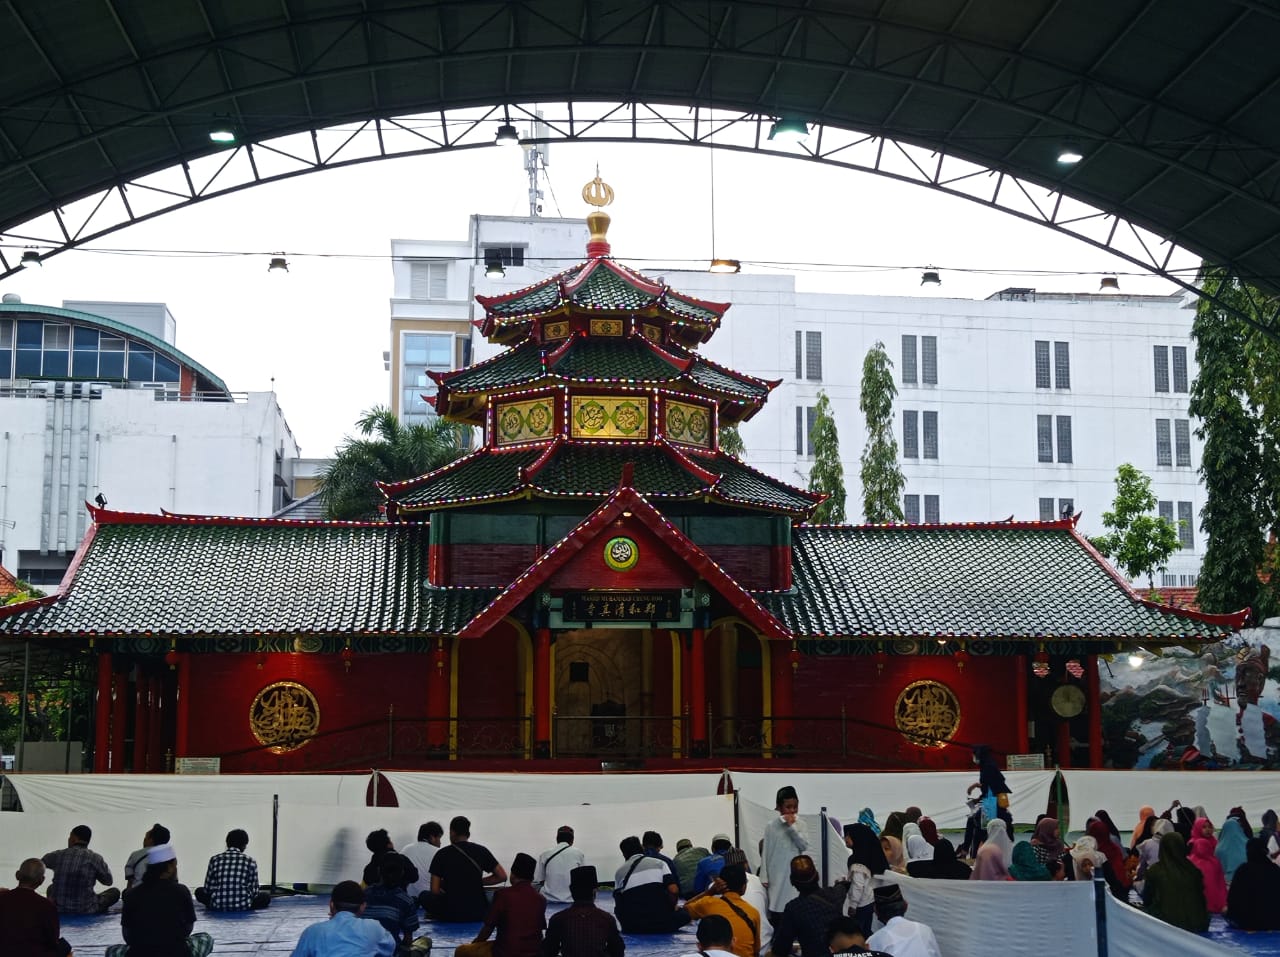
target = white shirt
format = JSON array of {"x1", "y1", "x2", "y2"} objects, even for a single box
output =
[
  {"x1": 535, "y1": 842, "x2": 586, "y2": 903},
  {"x1": 742, "y1": 872, "x2": 773, "y2": 955},
  {"x1": 866, "y1": 916, "x2": 942, "y2": 957},
  {"x1": 762, "y1": 815, "x2": 809, "y2": 914},
  {"x1": 680, "y1": 949, "x2": 736, "y2": 957},
  {"x1": 400, "y1": 840, "x2": 438, "y2": 899}
]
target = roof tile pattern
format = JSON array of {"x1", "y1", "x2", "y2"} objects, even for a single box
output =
[
  {"x1": 389, "y1": 447, "x2": 544, "y2": 508},
  {"x1": 0, "y1": 521, "x2": 491, "y2": 637},
  {"x1": 760, "y1": 524, "x2": 1237, "y2": 641}
]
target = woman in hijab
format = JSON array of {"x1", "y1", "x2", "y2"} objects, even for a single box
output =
[
  {"x1": 1261, "y1": 809, "x2": 1280, "y2": 862},
  {"x1": 1129, "y1": 806, "x2": 1155, "y2": 851},
  {"x1": 1226, "y1": 838, "x2": 1280, "y2": 931},
  {"x1": 1030, "y1": 817, "x2": 1067, "y2": 868},
  {"x1": 1142, "y1": 832, "x2": 1209, "y2": 933},
  {"x1": 1070, "y1": 836, "x2": 1106, "y2": 882},
  {"x1": 907, "y1": 838, "x2": 971, "y2": 880},
  {"x1": 1227, "y1": 806, "x2": 1253, "y2": 839},
  {"x1": 917, "y1": 817, "x2": 939, "y2": 848},
  {"x1": 881, "y1": 811, "x2": 906, "y2": 841},
  {"x1": 985, "y1": 818, "x2": 1014, "y2": 869},
  {"x1": 1094, "y1": 810, "x2": 1123, "y2": 848},
  {"x1": 1086, "y1": 820, "x2": 1130, "y2": 890},
  {"x1": 856, "y1": 808, "x2": 880, "y2": 836},
  {"x1": 1009, "y1": 842, "x2": 1050, "y2": 881},
  {"x1": 1188, "y1": 819, "x2": 1227, "y2": 913},
  {"x1": 1216, "y1": 817, "x2": 1248, "y2": 882},
  {"x1": 970, "y1": 843, "x2": 1012, "y2": 881},
  {"x1": 1174, "y1": 806, "x2": 1197, "y2": 843},
  {"x1": 841, "y1": 823, "x2": 888, "y2": 936},
  {"x1": 880, "y1": 834, "x2": 905, "y2": 873},
  {"x1": 901, "y1": 822, "x2": 925, "y2": 863},
  {"x1": 1136, "y1": 818, "x2": 1174, "y2": 888}
]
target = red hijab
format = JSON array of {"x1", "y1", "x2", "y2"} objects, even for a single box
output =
[
  {"x1": 1086, "y1": 819, "x2": 1128, "y2": 887},
  {"x1": 918, "y1": 817, "x2": 940, "y2": 846}
]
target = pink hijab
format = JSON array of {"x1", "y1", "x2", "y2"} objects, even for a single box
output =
[
  {"x1": 970, "y1": 842, "x2": 1012, "y2": 881},
  {"x1": 1188, "y1": 820, "x2": 1227, "y2": 913}
]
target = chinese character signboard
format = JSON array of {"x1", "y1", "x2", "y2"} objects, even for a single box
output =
[{"x1": 560, "y1": 590, "x2": 682, "y2": 624}]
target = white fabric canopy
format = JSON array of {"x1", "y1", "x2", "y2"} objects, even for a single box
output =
[
  {"x1": 1060, "y1": 771, "x2": 1280, "y2": 836},
  {"x1": 380, "y1": 770, "x2": 723, "y2": 809},
  {"x1": 1103, "y1": 888, "x2": 1234, "y2": 957},
  {"x1": 728, "y1": 769, "x2": 1057, "y2": 828},
  {"x1": 5, "y1": 773, "x2": 372, "y2": 813}
]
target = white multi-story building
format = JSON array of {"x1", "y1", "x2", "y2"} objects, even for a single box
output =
[
  {"x1": 0, "y1": 296, "x2": 301, "y2": 584},
  {"x1": 389, "y1": 217, "x2": 1202, "y2": 585}
]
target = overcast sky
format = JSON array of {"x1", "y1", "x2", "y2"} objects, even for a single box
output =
[{"x1": 0, "y1": 130, "x2": 1201, "y2": 458}]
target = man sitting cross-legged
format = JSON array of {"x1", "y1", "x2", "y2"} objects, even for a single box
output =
[{"x1": 195, "y1": 828, "x2": 270, "y2": 911}]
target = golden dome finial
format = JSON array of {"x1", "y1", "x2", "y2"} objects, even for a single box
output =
[{"x1": 583, "y1": 169, "x2": 614, "y2": 257}]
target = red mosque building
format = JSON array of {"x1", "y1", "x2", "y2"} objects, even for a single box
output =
[{"x1": 0, "y1": 181, "x2": 1247, "y2": 775}]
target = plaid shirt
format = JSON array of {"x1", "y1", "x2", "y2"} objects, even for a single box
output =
[
  {"x1": 202, "y1": 846, "x2": 260, "y2": 911},
  {"x1": 542, "y1": 902, "x2": 623, "y2": 957},
  {"x1": 42, "y1": 844, "x2": 112, "y2": 914}
]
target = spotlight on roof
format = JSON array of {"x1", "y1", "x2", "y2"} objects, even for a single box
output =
[
  {"x1": 209, "y1": 125, "x2": 237, "y2": 145},
  {"x1": 708, "y1": 258, "x2": 741, "y2": 274},
  {"x1": 94, "y1": 492, "x2": 108, "y2": 508},
  {"x1": 1128, "y1": 650, "x2": 1145, "y2": 669},
  {"x1": 267, "y1": 256, "x2": 289, "y2": 274},
  {"x1": 1057, "y1": 141, "x2": 1084, "y2": 165},
  {"x1": 19, "y1": 249, "x2": 41, "y2": 269},
  {"x1": 768, "y1": 116, "x2": 809, "y2": 144},
  {"x1": 495, "y1": 123, "x2": 520, "y2": 146},
  {"x1": 1099, "y1": 275, "x2": 1120, "y2": 293},
  {"x1": 485, "y1": 258, "x2": 505, "y2": 279},
  {"x1": 920, "y1": 269, "x2": 941, "y2": 287}
]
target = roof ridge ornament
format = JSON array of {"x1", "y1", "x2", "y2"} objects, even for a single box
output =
[{"x1": 582, "y1": 170, "x2": 614, "y2": 258}]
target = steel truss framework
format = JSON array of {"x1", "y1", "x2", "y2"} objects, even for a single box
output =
[{"x1": 3, "y1": 101, "x2": 1277, "y2": 336}]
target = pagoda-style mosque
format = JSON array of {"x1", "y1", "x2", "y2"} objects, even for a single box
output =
[{"x1": 0, "y1": 179, "x2": 1245, "y2": 775}]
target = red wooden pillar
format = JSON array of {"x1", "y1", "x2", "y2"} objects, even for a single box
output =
[
  {"x1": 1087, "y1": 654, "x2": 1103, "y2": 768},
  {"x1": 426, "y1": 639, "x2": 451, "y2": 755},
  {"x1": 109, "y1": 669, "x2": 127, "y2": 773},
  {"x1": 133, "y1": 670, "x2": 150, "y2": 772},
  {"x1": 1015, "y1": 654, "x2": 1030, "y2": 755},
  {"x1": 533, "y1": 627, "x2": 552, "y2": 758},
  {"x1": 147, "y1": 675, "x2": 164, "y2": 772},
  {"x1": 174, "y1": 653, "x2": 192, "y2": 760},
  {"x1": 93, "y1": 651, "x2": 112, "y2": 772},
  {"x1": 690, "y1": 628, "x2": 708, "y2": 757},
  {"x1": 771, "y1": 642, "x2": 794, "y2": 752}
]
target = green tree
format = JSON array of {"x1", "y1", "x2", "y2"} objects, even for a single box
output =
[
  {"x1": 1090, "y1": 464, "x2": 1181, "y2": 593},
  {"x1": 718, "y1": 423, "x2": 746, "y2": 459},
  {"x1": 321, "y1": 407, "x2": 465, "y2": 520},
  {"x1": 807, "y1": 390, "x2": 846, "y2": 523},
  {"x1": 859, "y1": 341, "x2": 905, "y2": 522},
  {"x1": 1188, "y1": 267, "x2": 1273, "y2": 619}
]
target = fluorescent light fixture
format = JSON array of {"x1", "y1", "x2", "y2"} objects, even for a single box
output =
[
  {"x1": 209, "y1": 126, "x2": 237, "y2": 145},
  {"x1": 1057, "y1": 142, "x2": 1084, "y2": 164},
  {"x1": 708, "y1": 258, "x2": 741, "y2": 274},
  {"x1": 485, "y1": 260, "x2": 505, "y2": 279},
  {"x1": 19, "y1": 249, "x2": 41, "y2": 268}
]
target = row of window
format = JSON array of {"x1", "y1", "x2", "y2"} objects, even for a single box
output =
[
  {"x1": 1155, "y1": 418, "x2": 1192, "y2": 468},
  {"x1": 1159, "y1": 500, "x2": 1196, "y2": 549},
  {"x1": 794, "y1": 331, "x2": 822, "y2": 381},
  {"x1": 1154, "y1": 345, "x2": 1189, "y2": 394},
  {"x1": 902, "y1": 410, "x2": 939, "y2": 459},
  {"x1": 903, "y1": 494, "x2": 940, "y2": 524},
  {"x1": 901, "y1": 335, "x2": 937, "y2": 385},
  {"x1": 1034, "y1": 341, "x2": 1071, "y2": 390},
  {"x1": 0, "y1": 319, "x2": 181, "y2": 383},
  {"x1": 1036, "y1": 415, "x2": 1073, "y2": 463}
]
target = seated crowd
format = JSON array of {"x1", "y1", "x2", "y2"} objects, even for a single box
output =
[{"x1": 3, "y1": 782, "x2": 1278, "y2": 957}]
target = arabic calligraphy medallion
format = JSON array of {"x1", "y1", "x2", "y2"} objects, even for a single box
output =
[
  {"x1": 249, "y1": 680, "x2": 320, "y2": 753},
  {"x1": 894, "y1": 679, "x2": 960, "y2": 749}
]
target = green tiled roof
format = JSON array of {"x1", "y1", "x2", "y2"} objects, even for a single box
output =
[
  {"x1": 664, "y1": 291, "x2": 725, "y2": 325},
  {"x1": 570, "y1": 263, "x2": 657, "y2": 310},
  {"x1": 688, "y1": 357, "x2": 772, "y2": 399},
  {"x1": 760, "y1": 524, "x2": 1236, "y2": 642},
  {"x1": 551, "y1": 337, "x2": 681, "y2": 380},
  {"x1": 711, "y1": 455, "x2": 822, "y2": 513},
  {"x1": 488, "y1": 273, "x2": 567, "y2": 317},
  {"x1": 390, "y1": 447, "x2": 544, "y2": 508},
  {"x1": 439, "y1": 341, "x2": 545, "y2": 392},
  {"x1": 529, "y1": 444, "x2": 710, "y2": 497},
  {"x1": 0, "y1": 520, "x2": 491, "y2": 638}
]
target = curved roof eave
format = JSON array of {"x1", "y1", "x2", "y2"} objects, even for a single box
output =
[{"x1": 0, "y1": 303, "x2": 230, "y2": 394}]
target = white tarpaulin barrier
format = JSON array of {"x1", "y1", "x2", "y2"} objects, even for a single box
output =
[
  {"x1": 4, "y1": 772, "x2": 373, "y2": 813},
  {"x1": 735, "y1": 798, "x2": 848, "y2": 886},
  {"x1": 729, "y1": 769, "x2": 1057, "y2": 828},
  {"x1": 380, "y1": 770, "x2": 723, "y2": 809},
  {"x1": 281, "y1": 793, "x2": 734, "y2": 885},
  {"x1": 1104, "y1": 892, "x2": 1235, "y2": 957},
  {"x1": 1060, "y1": 771, "x2": 1280, "y2": 834}
]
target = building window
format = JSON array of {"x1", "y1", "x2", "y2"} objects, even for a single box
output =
[
  {"x1": 904, "y1": 494, "x2": 920, "y2": 523},
  {"x1": 1174, "y1": 419, "x2": 1191, "y2": 467},
  {"x1": 1039, "y1": 497, "x2": 1056, "y2": 521},
  {"x1": 795, "y1": 332, "x2": 803, "y2": 380},
  {"x1": 1155, "y1": 418, "x2": 1172, "y2": 467},
  {"x1": 1177, "y1": 501, "x2": 1195, "y2": 549},
  {"x1": 901, "y1": 335, "x2": 917, "y2": 385},
  {"x1": 921, "y1": 336, "x2": 937, "y2": 385},
  {"x1": 922, "y1": 411, "x2": 939, "y2": 460},
  {"x1": 1153, "y1": 346, "x2": 1170, "y2": 393},
  {"x1": 805, "y1": 331, "x2": 822, "y2": 381},
  {"x1": 1035, "y1": 341, "x2": 1051, "y2": 389},
  {"x1": 1172, "y1": 346, "x2": 1189, "y2": 393},
  {"x1": 1053, "y1": 341, "x2": 1070, "y2": 389},
  {"x1": 796, "y1": 406, "x2": 817, "y2": 457},
  {"x1": 924, "y1": 494, "x2": 940, "y2": 524},
  {"x1": 481, "y1": 245, "x2": 525, "y2": 267},
  {"x1": 903, "y1": 411, "x2": 919, "y2": 459},
  {"x1": 402, "y1": 332, "x2": 453, "y2": 425},
  {"x1": 1055, "y1": 416, "x2": 1072, "y2": 463},
  {"x1": 409, "y1": 260, "x2": 449, "y2": 299},
  {"x1": 1037, "y1": 414, "x2": 1053, "y2": 462}
]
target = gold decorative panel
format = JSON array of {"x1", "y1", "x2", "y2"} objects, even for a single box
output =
[
  {"x1": 664, "y1": 399, "x2": 712, "y2": 448},
  {"x1": 641, "y1": 323, "x2": 663, "y2": 343},
  {"x1": 544, "y1": 320, "x2": 570, "y2": 340},
  {"x1": 589, "y1": 318, "x2": 625, "y2": 336},
  {"x1": 894, "y1": 680, "x2": 960, "y2": 749},
  {"x1": 570, "y1": 396, "x2": 649, "y2": 439},
  {"x1": 250, "y1": 681, "x2": 320, "y2": 753},
  {"x1": 495, "y1": 397, "x2": 555, "y2": 445}
]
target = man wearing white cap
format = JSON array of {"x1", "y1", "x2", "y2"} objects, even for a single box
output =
[{"x1": 107, "y1": 844, "x2": 213, "y2": 957}]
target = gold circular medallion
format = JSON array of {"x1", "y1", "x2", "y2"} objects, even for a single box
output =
[
  {"x1": 249, "y1": 681, "x2": 320, "y2": 753},
  {"x1": 894, "y1": 679, "x2": 960, "y2": 749}
]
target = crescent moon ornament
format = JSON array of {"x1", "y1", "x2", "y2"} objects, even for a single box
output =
[{"x1": 582, "y1": 174, "x2": 615, "y2": 208}]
